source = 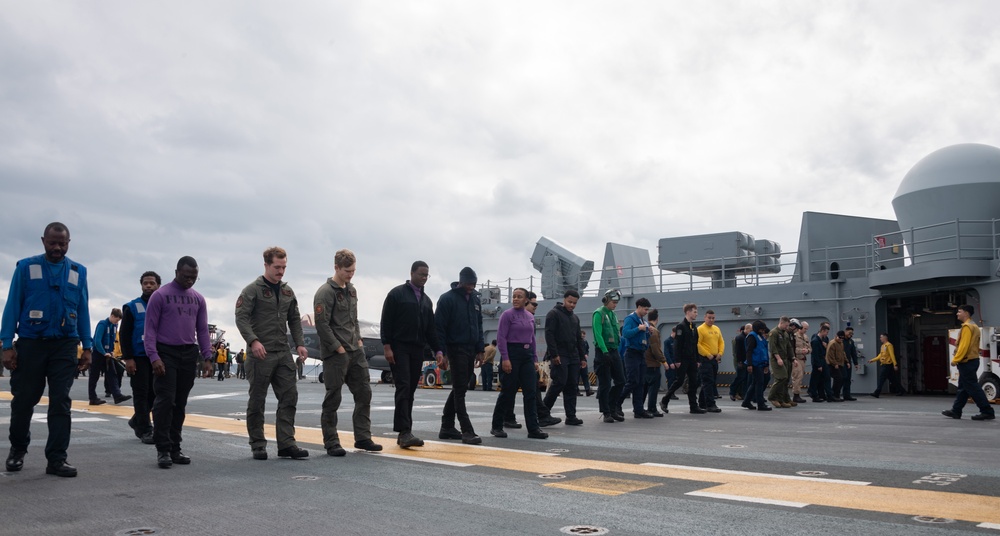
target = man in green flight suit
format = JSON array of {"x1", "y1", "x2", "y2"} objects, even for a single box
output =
[
  {"x1": 235, "y1": 247, "x2": 310, "y2": 461},
  {"x1": 314, "y1": 249, "x2": 382, "y2": 456}
]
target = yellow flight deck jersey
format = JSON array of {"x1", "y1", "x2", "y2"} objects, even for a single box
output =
[
  {"x1": 216, "y1": 347, "x2": 228, "y2": 364},
  {"x1": 697, "y1": 323, "x2": 724, "y2": 358},
  {"x1": 869, "y1": 342, "x2": 896, "y2": 366},
  {"x1": 951, "y1": 320, "x2": 981, "y2": 365}
]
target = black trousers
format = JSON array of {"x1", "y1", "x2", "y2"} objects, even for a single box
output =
[
  {"x1": 129, "y1": 355, "x2": 155, "y2": 435},
  {"x1": 8, "y1": 338, "x2": 78, "y2": 464},
  {"x1": 388, "y1": 343, "x2": 424, "y2": 433},
  {"x1": 492, "y1": 345, "x2": 540, "y2": 431},
  {"x1": 543, "y1": 358, "x2": 580, "y2": 419},
  {"x1": 662, "y1": 358, "x2": 699, "y2": 409},
  {"x1": 697, "y1": 357, "x2": 719, "y2": 409},
  {"x1": 442, "y1": 344, "x2": 476, "y2": 433},
  {"x1": 594, "y1": 348, "x2": 624, "y2": 414},
  {"x1": 151, "y1": 344, "x2": 199, "y2": 452}
]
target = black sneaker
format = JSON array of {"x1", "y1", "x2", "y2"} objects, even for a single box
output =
[
  {"x1": 503, "y1": 421, "x2": 523, "y2": 429},
  {"x1": 354, "y1": 439, "x2": 383, "y2": 452},
  {"x1": 252, "y1": 447, "x2": 268, "y2": 460},
  {"x1": 538, "y1": 416, "x2": 562, "y2": 427},
  {"x1": 157, "y1": 451, "x2": 172, "y2": 468},
  {"x1": 140, "y1": 432, "x2": 155, "y2": 445},
  {"x1": 489, "y1": 428, "x2": 508, "y2": 438},
  {"x1": 565, "y1": 417, "x2": 584, "y2": 426},
  {"x1": 633, "y1": 411, "x2": 654, "y2": 419},
  {"x1": 89, "y1": 399, "x2": 106, "y2": 406},
  {"x1": 705, "y1": 407, "x2": 722, "y2": 413},
  {"x1": 941, "y1": 410, "x2": 961, "y2": 419},
  {"x1": 461, "y1": 432, "x2": 482, "y2": 445},
  {"x1": 602, "y1": 413, "x2": 615, "y2": 423},
  {"x1": 278, "y1": 446, "x2": 310, "y2": 458},
  {"x1": 397, "y1": 432, "x2": 424, "y2": 448},
  {"x1": 690, "y1": 407, "x2": 707, "y2": 414},
  {"x1": 113, "y1": 395, "x2": 133, "y2": 404},
  {"x1": 327, "y1": 445, "x2": 346, "y2": 457},
  {"x1": 659, "y1": 398, "x2": 669, "y2": 413},
  {"x1": 5, "y1": 448, "x2": 25, "y2": 472},
  {"x1": 611, "y1": 412, "x2": 625, "y2": 422},
  {"x1": 971, "y1": 413, "x2": 996, "y2": 421},
  {"x1": 45, "y1": 461, "x2": 77, "y2": 478},
  {"x1": 438, "y1": 427, "x2": 463, "y2": 440},
  {"x1": 526, "y1": 430, "x2": 548, "y2": 439},
  {"x1": 170, "y1": 450, "x2": 191, "y2": 464},
  {"x1": 650, "y1": 411, "x2": 664, "y2": 417}
]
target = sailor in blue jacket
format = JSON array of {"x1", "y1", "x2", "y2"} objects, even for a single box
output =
[{"x1": 1, "y1": 223, "x2": 92, "y2": 477}]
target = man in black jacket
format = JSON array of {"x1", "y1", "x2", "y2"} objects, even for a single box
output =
[
  {"x1": 380, "y1": 261, "x2": 443, "y2": 448},
  {"x1": 659, "y1": 303, "x2": 706, "y2": 414},
  {"x1": 542, "y1": 289, "x2": 586, "y2": 426},
  {"x1": 435, "y1": 267, "x2": 485, "y2": 445}
]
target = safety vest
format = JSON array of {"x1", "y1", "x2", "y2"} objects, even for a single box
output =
[
  {"x1": 125, "y1": 297, "x2": 148, "y2": 356},
  {"x1": 15, "y1": 254, "x2": 87, "y2": 340}
]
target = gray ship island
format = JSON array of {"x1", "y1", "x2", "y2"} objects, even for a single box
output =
[{"x1": 481, "y1": 142, "x2": 1000, "y2": 400}]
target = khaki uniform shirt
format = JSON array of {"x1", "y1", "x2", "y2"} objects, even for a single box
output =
[
  {"x1": 235, "y1": 276, "x2": 306, "y2": 354},
  {"x1": 313, "y1": 278, "x2": 361, "y2": 357},
  {"x1": 483, "y1": 344, "x2": 497, "y2": 365}
]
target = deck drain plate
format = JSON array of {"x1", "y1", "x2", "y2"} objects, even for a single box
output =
[
  {"x1": 912, "y1": 516, "x2": 955, "y2": 524},
  {"x1": 560, "y1": 525, "x2": 609, "y2": 535}
]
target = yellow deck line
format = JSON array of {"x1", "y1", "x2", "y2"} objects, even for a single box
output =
[{"x1": 4, "y1": 391, "x2": 1000, "y2": 525}]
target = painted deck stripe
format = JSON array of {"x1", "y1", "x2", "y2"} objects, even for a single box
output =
[
  {"x1": 375, "y1": 452, "x2": 474, "y2": 467},
  {"x1": 642, "y1": 462, "x2": 871, "y2": 486},
  {"x1": 687, "y1": 490, "x2": 809, "y2": 508},
  {"x1": 186, "y1": 392, "x2": 243, "y2": 400}
]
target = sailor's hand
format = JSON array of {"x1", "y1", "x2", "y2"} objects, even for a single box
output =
[
  {"x1": 552, "y1": 355, "x2": 561, "y2": 366},
  {"x1": 152, "y1": 360, "x2": 166, "y2": 377},
  {"x1": 251, "y1": 340, "x2": 267, "y2": 360},
  {"x1": 502, "y1": 360, "x2": 512, "y2": 374},
  {"x1": 384, "y1": 345, "x2": 395, "y2": 365},
  {"x1": 124, "y1": 359, "x2": 137, "y2": 375},
  {"x1": 475, "y1": 353, "x2": 485, "y2": 367},
  {"x1": 296, "y1": 346, "x2": 308, "y2": 363},
  {"x1": 79, "y1": 349, "x2": 91, "y2": 370},
  {"x1": 2, "y1": 348, "x2": 17, "y2": 371}
]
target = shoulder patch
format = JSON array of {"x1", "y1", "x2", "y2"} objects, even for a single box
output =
[
  {"x1": 282, "y1": 289, "x2": 293, "y2": 297},
  {"x1": 349, "y1": 289, "x2": 357, "y2": 298},
  {"x1": 315, "y1": 304, "x2": 324, "y2": 314},
  {"x1": 263, "y1": 289, "x2": 273, "y2": 298},
  {"x1": 236, "y1": 296, "x2": 244, "y2": 308}
]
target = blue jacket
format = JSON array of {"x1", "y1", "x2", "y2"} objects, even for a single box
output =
[
  {"x1": 811, "y1": 334, "x2": 829, "y2": 368},
  {"x1": 435, "y1": 283, "x2": 485, "y2": 350},
  {"x1": 93, "y1": 318, "x2": 116, "y2": 356},
  {"x1": 621, "y1": 312, "x2": 650, "y2": 352},
  {"x1": 1, "y1": 254, "x2": 92, "y2": 349},
  {"x1": 663, "y1": 336, "x2": 675, "y2": 365},
  {"x1": 121, "y1": 297, "x2": 148, "y2": 357},
  {"x1": 747, "y1": 332, "x2": 769, "y2": 367}
]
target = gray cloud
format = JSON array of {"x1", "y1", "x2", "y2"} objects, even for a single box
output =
[{"x1": 2, "y1": 1, "x2": 999, "y2": 346}]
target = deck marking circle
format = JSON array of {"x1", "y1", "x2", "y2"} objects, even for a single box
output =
[{"x1": 560, "y1": 525, "x2": 609, "y2": 535}]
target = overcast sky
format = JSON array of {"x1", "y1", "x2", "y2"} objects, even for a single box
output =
[{"x1": 2, "y1": 1, "x2": 998, "y2": 349}]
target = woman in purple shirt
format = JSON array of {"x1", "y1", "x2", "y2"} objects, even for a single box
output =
[{"x1": 489, "y1": 288, "x2": 548, "y2": 439}]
